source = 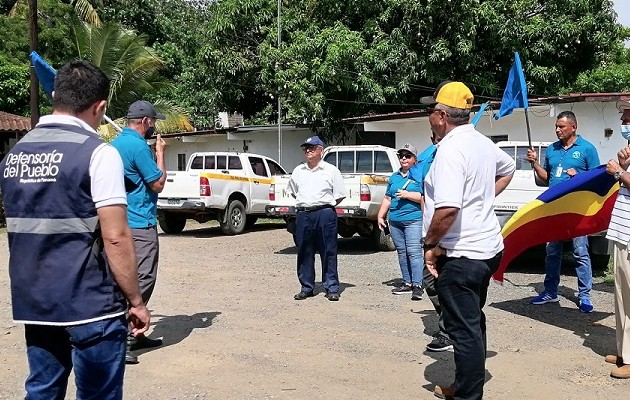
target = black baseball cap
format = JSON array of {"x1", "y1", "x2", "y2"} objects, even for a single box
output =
[{"x1": 126, "y1": 100, "x2": 165, "y2": 119}]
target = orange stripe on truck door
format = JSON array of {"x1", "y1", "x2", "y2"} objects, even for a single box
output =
[{"x1": 200, "y1": 172, "x2": 272, "y2": 185}]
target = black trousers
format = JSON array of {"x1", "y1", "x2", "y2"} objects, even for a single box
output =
[
  {"x1": 436, "y1": 252, "x2": 502, "y2": 400},
  {"x1": 295, "y1": 207, "x2": 339, "y2": 293},
  {"x1": 423, "y1": 265, "x2": 449, "y2": 340}
]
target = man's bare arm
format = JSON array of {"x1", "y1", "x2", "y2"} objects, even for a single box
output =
[
  {"x1": 424, "y1": 207, "x2": 459, "y2": 245},
  {"x1": 495, "y1": 174, "x2": 514, "y2": 196}
]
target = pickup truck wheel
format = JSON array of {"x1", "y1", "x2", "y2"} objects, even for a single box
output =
[
  {"x1": 371, "y1": 225, "x2": 395, "y2": 251},
  {"x1": 220, "y1": 200, "x2": 246, "y2": 235},
  {"x1": 159, "y1": 213, "x2": 186, "y2": 234}
]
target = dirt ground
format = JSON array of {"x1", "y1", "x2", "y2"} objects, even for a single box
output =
[{"x1": 0, "y1": 221, "x2": 627, "y2": 399}]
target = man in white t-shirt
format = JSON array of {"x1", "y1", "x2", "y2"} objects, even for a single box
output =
[
  {"x1": 604, "y1": 104, "x2": 630, "y2": 379},
  {"x1": 420, "y1": 81, "x2": 515, "y2": 400}
]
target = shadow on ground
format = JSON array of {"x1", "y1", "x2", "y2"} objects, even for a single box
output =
[
  {"x1": 136, "y1": 311, "x2": 221, "y2": 355},
  {"x1": 490, "y1": 291, "x2": 615, "y2": 357},
  {"x1": 159, "y1": 221, "x2": 287, "y2": 239},
  {"x1": 276, "y1": 235, "x2": 383, "y2": 255}
]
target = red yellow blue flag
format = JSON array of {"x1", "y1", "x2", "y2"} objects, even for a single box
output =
[{"x1": 494, "y1": 165, "x2": 619, "y2": 282}]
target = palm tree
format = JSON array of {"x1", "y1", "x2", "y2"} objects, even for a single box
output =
[
  {"x1": 71, "y1": 22, "x2": 193, "y2": 136},
  {"x1": 10, "y1": 0, "x2": 101, "y2": 25}
]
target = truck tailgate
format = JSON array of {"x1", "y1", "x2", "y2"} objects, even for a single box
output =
[{"x1": 159, "y1": 171, "x2": 201, "y2": 199}]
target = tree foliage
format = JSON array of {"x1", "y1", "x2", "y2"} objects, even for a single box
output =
[
  {"x1": 1, "y1": 0, "x2": 628, "y2": 137},
  {"x1": 183, "y1": 0, "x2": 626, "y2": 137}
]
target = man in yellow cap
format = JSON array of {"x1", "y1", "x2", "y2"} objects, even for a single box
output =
[{"x1": 420, "y1": 81, "x2": 515, "y2": 400}]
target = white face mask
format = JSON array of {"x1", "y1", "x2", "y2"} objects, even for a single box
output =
[{"x1": 621, "y1": 125, "x2": 630, "y2": 141}]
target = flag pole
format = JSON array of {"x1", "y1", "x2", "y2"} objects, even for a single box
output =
[
  {"x1": 103, "y1": 115, "x2": 122, "y2": 132},
  {"x1": 524, "y1": 108, "x2": 532, "y2": 149}
]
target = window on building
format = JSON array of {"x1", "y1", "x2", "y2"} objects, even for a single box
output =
[
  {"x1": 177, "y1": 154, "x2": 187, "y2": 171},
  {"x1": 489, "y1": 135, "x2": 508, "y2": 143}
]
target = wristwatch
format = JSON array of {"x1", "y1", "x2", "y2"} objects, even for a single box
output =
[
  {"x1": 614, "y1": 170, "x2": 626, "y2": 181},
  {"x1": 423, "y1": 242, "x2": 439, "y2": 250}
]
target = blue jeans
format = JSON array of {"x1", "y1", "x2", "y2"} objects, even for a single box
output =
[
  {"x1": 24, "y1": 315, "x2": 127, "y2": 400},
  {"x1": 389, "y1": 219, "x2": 423, "y2": 286},
  {"x1": 295, "y1": 207, "x2": 339, "y2": 293},
  {"x1": 544, "y1": 236, "x2": 593, "y2": 301}
]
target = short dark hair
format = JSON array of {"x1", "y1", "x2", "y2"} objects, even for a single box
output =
[
  {"x1": 557, "y1": 110, "x2": 577, "y2": 125},
  {"x1": 52, "y1": 60, "x2": 110, "y2": 114}
]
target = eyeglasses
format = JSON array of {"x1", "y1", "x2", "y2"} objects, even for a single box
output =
[
  {"x1": 303, "y1": 146, "x2": 318, "y2": 153},
  {"x1": 397, "y1": 153, "x2": 414, "y2": 160},
  {"x1": 427, "y1": 107, "x2": 441, "y2": 115}
]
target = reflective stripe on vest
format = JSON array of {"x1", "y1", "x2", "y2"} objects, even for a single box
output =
[{"x1": 6, "y1": 216, "x2": 99, "y2": 234}]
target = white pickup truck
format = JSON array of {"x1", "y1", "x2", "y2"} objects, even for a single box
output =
[
  {"x1": 495, "y1": 141, "x2": 611, "y2": 268},
  {"x1": 266, "y1": 145, "x2": 399, "y2": 251},
  {"x1": 157, "y1": 152, "x2": 286, "y2": 235}
]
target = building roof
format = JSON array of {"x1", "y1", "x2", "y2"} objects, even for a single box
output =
[
  {"x1": 0, "y1": 112, "x2": 30, "y2": 133},
  {"x1": 344, "y1": 92, "x2": 630, "y2": 123}
]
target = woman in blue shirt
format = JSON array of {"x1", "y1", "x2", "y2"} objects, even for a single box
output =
[{"x1": 377, "y1": 143, "x2": 424, "y2": 300}]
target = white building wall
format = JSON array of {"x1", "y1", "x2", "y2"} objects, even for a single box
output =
[{"x1": 363, "y1": 101, "x2": 628, "y2": 162}]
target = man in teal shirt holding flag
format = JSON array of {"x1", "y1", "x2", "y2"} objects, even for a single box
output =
[{"x1": 526, "y1": 111, "x2": 600, "y2": 313}]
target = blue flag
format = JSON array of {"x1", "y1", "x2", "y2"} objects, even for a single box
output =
[
  {"x1": 471, "y1": 102, "x2": 489, "y2": 126},
  {"x1": 494, "y1": 52, "x2": 529, "y2": 120},
  {"x1": 30, "y1": 51, "x2": 56, "y2": 98}
]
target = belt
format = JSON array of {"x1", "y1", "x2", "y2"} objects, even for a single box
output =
[{"x1": 296, "y1": 205, "x2": 334, "y2": 212}]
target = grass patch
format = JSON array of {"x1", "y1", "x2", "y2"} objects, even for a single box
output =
[{"x1": 602, "y1": 256, "x2": 615, "y2": 285}]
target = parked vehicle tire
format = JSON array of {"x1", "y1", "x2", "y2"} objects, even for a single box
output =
[
  {"x1": 220, "y1": 200, "x2": 246, "y2": 235},
  {"x1": 371, "y1": 223, "x2": 395, "y2": 251},
  {"x1": 159, "y1": 213, "x2": 186, "y2": 234}
]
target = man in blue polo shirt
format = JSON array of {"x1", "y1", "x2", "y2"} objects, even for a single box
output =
[
  {"x1": 526, "y1": 110, "x2": 600, "y2": 313},
  {"x1": 112, "y1": 100, "x2": 167, "y2": 363}
]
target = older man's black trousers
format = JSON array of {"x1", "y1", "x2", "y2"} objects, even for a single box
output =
[
  {"x1": 295, "y1": 207, "x2": 339, "y2": 294},
  {"x1": 436, "y1": 252, "x2": 502, "y2": 400}
]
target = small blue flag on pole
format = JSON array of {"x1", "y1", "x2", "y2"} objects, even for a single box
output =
[
  {"x1": 494, "y1": 52, "x2": 529, "y2": 120},
  {"x1": 30, "y1": 51, "x2": 56, "y2": 98}
]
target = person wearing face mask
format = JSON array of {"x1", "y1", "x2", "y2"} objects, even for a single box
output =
[
  {"x1": 604, "y1": 105, "x2": 630, "y2": 379},
  {"x1": 112, "y1": 100, "x2": 167, "y2": 364}
]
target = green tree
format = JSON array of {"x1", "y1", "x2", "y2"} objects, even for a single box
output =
[
  {"x1": 566, "y1": 34, "x2": 630, "y2": 93},
  {"x1": 72, "y1": 21, "x2": 192, "y2": 132},
  {"x1": 0, "y1": 61, "x2": 29, "y2": 114},
  {"x1": 184, "y1": 0, "x2": 626, "y2": 137}
]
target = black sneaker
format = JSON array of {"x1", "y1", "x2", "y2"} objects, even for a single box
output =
[
  {"x1": 411, "y1": 286, "x2": 423, "y2": 301},
  {"x1": 392, "y1": 284, "x2": 412, "y2": 295},
  {"x1": 426, "y1": 335, "x2": 454, "y2": 352}
]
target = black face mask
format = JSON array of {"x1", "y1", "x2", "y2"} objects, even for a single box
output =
[{"x1": 144, "y1": 126, "x2": 155, "y2": 139}]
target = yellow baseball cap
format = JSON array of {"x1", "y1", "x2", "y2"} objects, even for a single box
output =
[{"x1": 421, "y1": 81, "x2": 474, "y2": 109}]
